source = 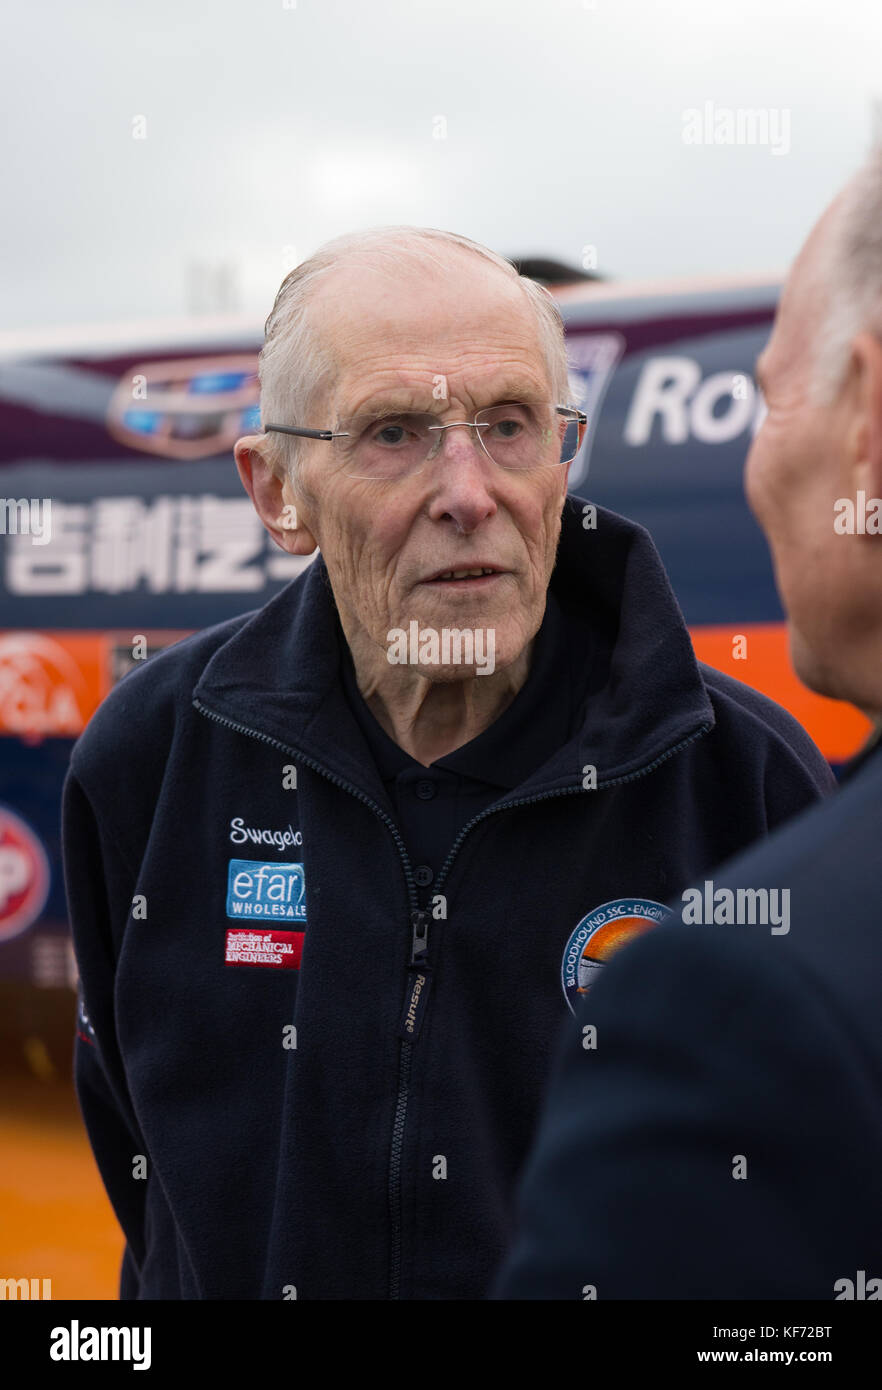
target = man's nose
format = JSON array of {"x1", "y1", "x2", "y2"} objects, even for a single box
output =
[{"x1": 424, "y1": 423, "x2": 498, "y2": 529}]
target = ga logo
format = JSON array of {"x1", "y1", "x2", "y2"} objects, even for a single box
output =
[{"x1": 561, "y1": 897, "x2": 671, "y2": 1012}]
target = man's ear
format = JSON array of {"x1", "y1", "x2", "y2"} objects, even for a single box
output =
[
  {"x1": 234, "y1": 435, "x2": 318, "y2": 555},
  {"x1": 847, "y1": 333, "x2": 882, "y2": 500}
]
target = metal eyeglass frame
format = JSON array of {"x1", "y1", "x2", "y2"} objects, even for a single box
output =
[{"x1": 262, "y1": 403, "x2": 588, "y2": 467}]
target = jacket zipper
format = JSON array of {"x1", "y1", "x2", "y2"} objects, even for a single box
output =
[
  {"x1": 194, "y1": 697, "x2": 439, "y2": 1300},
  {"x1": 193, "y1": 696, "x2": 711, "y2": 1297}
]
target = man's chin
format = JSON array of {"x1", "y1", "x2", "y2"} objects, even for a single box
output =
[{"x1": 788, "y1": 624, "x2": 841, "y2": 702}]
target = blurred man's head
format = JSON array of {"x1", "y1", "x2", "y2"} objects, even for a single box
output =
[{"x1": 747, "y1": 150, "x2": 882, "y2": 719}]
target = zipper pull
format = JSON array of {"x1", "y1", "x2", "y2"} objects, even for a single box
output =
[
  {"x1": 399, "y1": 909, "x2": 432, "y2": 1040},
  {"x1": 410, "y1": 909, "x2": 429, "y2": 965}
]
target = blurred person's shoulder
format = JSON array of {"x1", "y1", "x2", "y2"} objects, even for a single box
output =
[
  {"x1": 711, "y1": 731, "x2": 882, "y2": 922},
  {"x1": 668, "y1": 735, "x2": 882, "y2": 1013}
]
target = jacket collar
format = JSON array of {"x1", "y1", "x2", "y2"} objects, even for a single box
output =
[{"x1": 192, "y1": 496, "x2": 715, "y2": 802}]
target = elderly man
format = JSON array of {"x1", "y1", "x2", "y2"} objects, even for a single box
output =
[
  {"x1": 63, "y1": 225, "x2": 833, "y2": 1301},
  {"x1": 493, "y1": 153, "x2": 882, "y2": 1301}
]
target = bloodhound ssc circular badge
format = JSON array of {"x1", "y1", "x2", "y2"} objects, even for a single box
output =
[{"x1": 561, "y1": 897, "x2": 671, "y2": 1013}]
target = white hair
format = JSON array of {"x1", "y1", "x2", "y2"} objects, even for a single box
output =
[
  {"x1": 257, "y1": 225, "x2": 571, "y2": 488},
  {"x1": 812, "y1": 145, "x2": 882, "y2": 403}
]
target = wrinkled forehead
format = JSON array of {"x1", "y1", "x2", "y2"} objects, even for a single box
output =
[{"x1": 309, "y1": 257, "x2": 551, "y2": 413}]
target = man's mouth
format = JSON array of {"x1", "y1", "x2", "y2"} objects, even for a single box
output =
[{"x1": 423, "y1": 566, "x2": 506, "y2": 586}]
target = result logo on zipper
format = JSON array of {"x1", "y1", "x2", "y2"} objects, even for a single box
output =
[{"x1": 398, "y1": 910, "x2": 433, "y2": 1040}]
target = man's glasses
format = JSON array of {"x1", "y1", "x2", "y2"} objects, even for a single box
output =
[{"x1": 262, "y1": 401, "x2": 588, "y2": 481}]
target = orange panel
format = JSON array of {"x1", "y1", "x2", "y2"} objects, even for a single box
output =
[
  {"x1": 689, "y1": 623, "x2": 872, "y2": 764},
  {"x1": 0, "y1": 1073, "x2": 123, "y2": 1299}
]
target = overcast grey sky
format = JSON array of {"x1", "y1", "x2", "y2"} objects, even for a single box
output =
[{"x1": 2, "y1": 0, "x2": 880, "y2": 331}]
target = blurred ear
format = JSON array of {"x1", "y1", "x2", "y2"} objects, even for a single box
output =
[
  {"x1": 234, "y1": 435, "x2": 318, "y2": 555},
  {"x1": 847, "y1": 333, "x2": 882, "y2": 499}
]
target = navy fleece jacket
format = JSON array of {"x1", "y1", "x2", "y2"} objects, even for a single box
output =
[{"x1": 62, "y1": 497, "x2": 834, "y2": 1299}]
